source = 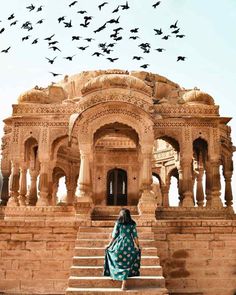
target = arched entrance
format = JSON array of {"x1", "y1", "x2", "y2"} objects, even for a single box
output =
[{"x1": 107, "y1": 168, "x2": 127, "y2": 206}]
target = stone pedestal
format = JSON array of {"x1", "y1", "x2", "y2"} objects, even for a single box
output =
[{"x1": 138, "y1": 189, "x2": 157, "y2": 220}]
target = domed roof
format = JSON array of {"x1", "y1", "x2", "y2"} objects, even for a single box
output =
[
  {"x1": 18, "y1": 87, "x2": 51, "y2": 104},
  {"x1": 81, "y1": 74, "x2": 152, "y2": 96},
  {"x1": 183, "y1": 89, "x2": 215, "y2": 105}
]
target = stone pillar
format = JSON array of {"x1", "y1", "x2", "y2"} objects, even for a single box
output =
[
  {"x1": 138, "y1": 149, "x2": 157, "y2": 220},
  {"x1": 7, "y1": 161, "x2": 20, "y2": 207},
  {"x1": 0, "y1": 170, "x2": 10, "y2": 205},
  {"x1": 180, "y1": 158, "x2": 194, "y2": 207},
  {"x1": 18, "y1": 165, "x2": 27, "y2": 206},
  {"x1": 37, "y1": 162, "x2": 50, "y2": 206},
  {"x1": 74, "y1": 146, "x2": 93, "y2": 220},
  {"x1": 51, "y1": 179, "x2": 59, "y2": 205},
  {"x1": 66, "y1": 176, "x2": 75, "y2": 205},
  {"x1": 27, "y1": 169, "x2": 39, "y2": 206},
  {"x1": 177, "y1": 164, "x2": 184, "y2": 205},
  {"x1": 195, "y1": 156, "x2": 204, "y2": 207},
  {"x1": 205, "y1": 161, "x2": 212, "y2": 207},
  {"x1": 160, "y1": 182, "x2": 170, "y2": 208},
  {"x1": 223, "y1": 170, "x2": 233, "y2": 207},
  {"x1": 210, "y1": 160, "x2": 223, "y2": 208}
]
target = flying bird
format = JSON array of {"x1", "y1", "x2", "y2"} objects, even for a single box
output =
[
  {"x1": 36, "y1": 19, "x2": 44, "y2": 24},
  {"x1": 77, "y1": 10, "x2": 87, "y2": 14},
  {"x1": 130, "y1": 28, "x2": 139, "y2": 33},
  {"x1": 37, "y1": 5, "x2": 43, "y2": 12},
  {"x1": 170, "y1": 20, "x2": 178, "y2": 29},
  {"x1": 94, "y1": 23, "x2": 106, "y2": 33},
  {"x1": 121, "y1": 1, "x2": 130, "y2": 10},
  {"x1": 10, "y1": 20, "x2": 18, "y2": 26},
  {"x1": 64, "y1": 20, "x2": 72, "y2": 28},
  {"x1": 0, "y1": 28, "x2": 5, "y2": 34},
  {"x1": 172, "y1": 28, "x2": 180, "y2": 34},
  {"x1": 48, "y1": 41, "x2": 59, "y2": 46},
  {"x1": 8, "y1": 14, "x2": 15, "y2": 20},
  {"x1": 22, "y1": 35, "x2": 30, "y2": 41},
  {"x1": 154, "y1": 28, "x2": 162, "y2": 35},
  {"x1": 44, "y1": 34, "x2": 55, "y2": 41},
  {"x1": 152, "y1": 1, "x2": 161, "y2": 8},
  {"x1": 92, "y1": 52, "x2": 104, "y2": 57},
  {"x1": 77, "y1": 46, "x2": 89, "y2": 51},
  {"x1": 112, "y1": 6, "x2": 120, "y2": 13},
  {"x1": 177, "y1": 56, "x2": 186, "y2": 61},
  {"x1": 32, "y1": 38, "x2": 38, "y2": 44},
  {"x1": 107, "y1": 57, "x2": 119, "y2": 62},
  {"x1": 26, "y1": 4, "x2": 35, "y2": 11},
  {"x1": 72, "y1": 36, "x2": 82, "y2": 41},
  {"x1": 49, "y1": 46, "x2": 61, "y2": 52},
  {"x1": 106, "y1": 16, "x2": 120, "y2": 24},
  {"x1": 84, "y1": 38, "x2": 95, "y2": 42},
  {"x1": 58, "y1": 16, "x2": 65, "y2": 23},
  {"x1": 69, "y1": 1, "x2": 77, "y2": 8},
  {"x1": 98, "y1": 2, "x2": 108, "y2": 10},
  {"x1": 1, "y1": 46, "x2": 11, "y2": 53},
  {"x1": 176, "y1": 34, "x2": 185, "y2": 38},
  {"x1": 162, "y1": 35, "x2": 170, "y2": 40},
  {"x1": 46, "y1": 57, "x2": 57, "y2": 64},
  {"x1": 64, "y1": 55, "x2": 76, "y2": 61},
  {"x1": 114, "y1": 36, "x2": 122, "y2": 41},
  {"x1": 49, "y1": 72, "x2": 62, "y2": 77},
  {"x1": 140, "y1": 64, "x2": 150, "y2": 69},
  {"x1": 133, "y1": 56, "x2": 143, "y2": 60},
  {"x1": 129, "y1": 36, "x2": 139, "y2": 40},
  {"x1": 155, "y1": 48, "x2": 165, "y2": 52}
]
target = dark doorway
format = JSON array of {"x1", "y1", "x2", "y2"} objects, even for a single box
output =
[{"x1": 107, "y1": 168, "x2": 127, "y2": 206}]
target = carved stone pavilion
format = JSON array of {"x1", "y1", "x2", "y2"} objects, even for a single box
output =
[{"x1": 0, "y1": 69, "x2": 235, "y2": 295}]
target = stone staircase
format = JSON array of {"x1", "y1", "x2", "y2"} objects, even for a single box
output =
[{"x1": 66, "y1": 220, "x2": 169, "y2": 294}]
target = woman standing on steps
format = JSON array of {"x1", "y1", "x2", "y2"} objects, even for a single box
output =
[{"x1": 103, "y1": 208, "x2": 141, "y2": 291}]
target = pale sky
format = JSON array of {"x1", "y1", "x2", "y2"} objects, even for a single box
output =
[{"x1": 0, "y1": 0, "x2": 235, "y2": 210}]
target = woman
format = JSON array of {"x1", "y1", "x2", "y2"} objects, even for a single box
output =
[{"x1": 104, "y1": 208, "x2": 141, "y2": 290}]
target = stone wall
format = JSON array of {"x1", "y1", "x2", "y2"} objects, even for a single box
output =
[
  {"x1": 0, "y1": 220, "x2": 77, "y2": 294},
  {"x1": 153, "y1": 220, "x2": 236, "y2": 295}
]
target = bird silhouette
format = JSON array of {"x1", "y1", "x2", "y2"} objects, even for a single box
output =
[
  {"x1": 77, "y1": 46, "x2": 89, "y2": 51},
  {"x1": 84, "y1": 38, "x2": 95, "y2": 42},
  {"x1": 103, "y1": 48, "x2": 113, "y2": 54},
  {"x1": 152, "y1": 1, "x2": 161, "y2": 8},
  {"x1": 107, "y1": 43, "x2": 116, "y2": 47},
  {"x1": 49, "y1": 46, "x2": 61, "y2": 52},
  {"x1": 48, "y1": 41, "x2": 59, "y2": 46},
  {"x1": 0, "y1": 28, "x2": 5, "y2": 34},
  {"x1": 114, "y1": 36, "x2": 122, "y2": 41},
  {"x1": 162, "y1": 35, "x2": 170, "y2": 40},
  {"x1": 172, "y1": 28, "x2": 180, "y2": 34},
  {"x1": 58, "y1": 16, "x2": 65, "y2": 23},
  {"x1": 10, "y1": 20, "x2": 18, "y2": 26},
  {"x1": 154, "y1": 28, "x2": 163, "y2": 35},
  {"x1": 130, "y1": 28, "x2": 139, "y2": 33},
  {"x1": 94, "y1": 23, "x2": 106, "y2": 33},
  {"x1": 155, "y1": 48, "x2": 165, "y2": 52},
  {"x1": 112, "y1": 6, "x2": 120, "y2": 13},
  {"x1": 107, "y1": 57, "x2": 119, "y2": 62},
  {"x1": 80, "y1": 21, "x2": 90, "y2": 28},
  {"x1": 44, "y1": 34, "x2": 55, "y2": 41},
  {"x1": 1, "y1": 46, "x2": 11, "y2": 53},
  {"x1": 49, "y1": 72, "x2": 62, "y2": 77},
  {"x1": 8, "y1": 14, "x2": 15, "y2": 20},
  {"x1": 32, "y1": 38, "x2": 38, "y2": 44},
  {"x1": 64, "y1": 20, "x2": 72, "y2": 28},
  {"x1": 36, "y1": 19, "x2": 44, "y2": 24},
  {"x1": 170, "y1": 20, "x2": 178, "y2": 29},
  {"x1": 84, "y1": 16, "x2": 93, "y2": 21},
  {"x1": 121, "y1": 1, "x2": 130, "y2": 10},
  {"x1": 72, "y1": 36, "x2": 82, "y2": 41},
  {"x1": 77, "y1": 10, "x2": 87, "y2": 14},
  {"x1": 37, "y1": 6, "x2": 43, "y2": 12},
  {"x1": 98, "y1": 2, "x2": 108, "y2": 10},
  {"x1": 177, "y1": 56, "x2": 186, "y2": 61},
  {"x1": 140, "y1": 64, "x2": 149, "y2": 69},
  {"x1": 26, "y1": 4, "x2": 35, "y2": 12},
  {"x1": 64, "y1": 55, "x2": 76, "y2": 61},
  {"x1": 92, "y1": 52, "x2": 104, "y2": 57},
  {"x1": 129, "y1": 36, "x2": 139, "y2": 40},
  {"x1": 133, "y1": 56, "x2": 143, "y2": 60},
  {"x1": 113, "y1": 27, "x2": 123, "y2": 33},
  {"x1": 69, "y1": 1, "x2": 77, "y2": 8},
  {"x1": 176, "y1": 34, "x2": 185, "y2": 38},
  {"x1": 22, "y1": 35, "x2": 30, "y2": 41},
  {"x1": 46, "y1": 57, "x2": 57, "y2": 64}
]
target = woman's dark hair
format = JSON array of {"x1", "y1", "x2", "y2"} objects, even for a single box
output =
[{"x1": 117, "y1": 208, "x2": 136, "y2": 225}]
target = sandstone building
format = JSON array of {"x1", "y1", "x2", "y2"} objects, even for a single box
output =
[{"x1": 0, "y1": 69, "x2": 235, "y2": 295}]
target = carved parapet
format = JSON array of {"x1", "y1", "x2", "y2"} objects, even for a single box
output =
[{"x1": 74, "y1": 200, "x2": 94, "y2": 221}]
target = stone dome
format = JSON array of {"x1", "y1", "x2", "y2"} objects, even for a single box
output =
[
  {"x1": 183, "y1": 89, "x2": 215, "y2": 105},
  {"x1": 81, "y1": 74, "x2": 152, "y2": 96}
]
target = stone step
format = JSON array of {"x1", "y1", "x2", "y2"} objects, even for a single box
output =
[
  {"x1": 79, "y1": 226, "x2": 153, "y2": 233},
  {"x1": 66, "y1": 287, "x2": 169, "y2": 294},
  {"x1": 68, "y1": 276, "x2": 166, "y2": 288},
  {"x1": 92, "y1": 206, "x2": 139, "y2": 216},
  {"x1": 70, "y1": 265, "x2": 163, "y2": 277},
  {"x1": 75, "y1": 239, "x2": 155, "y2": 248},
  {"x1": 73, "y1": 256, "x2": 160, "y2": 266},
  {"x1": 74, "y1": 247, "x2": 157, "y2": 256},
  {"x1": 77, "y1": 232, "x2": 154, "y2": 240}
]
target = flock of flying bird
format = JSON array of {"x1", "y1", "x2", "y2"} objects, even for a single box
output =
[{"x1": 0, "y1": 1, "x2": 187, "y2": 77}]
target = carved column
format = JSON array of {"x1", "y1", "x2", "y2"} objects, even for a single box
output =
[
  {"x1": 138, "y1": 148, "x2": 157, "y2": 220},
  {"x1": 177, "y1": 164, "x2": 184, "y2": 205},
  {"x1": 209, "y1": 159, "x2": 222, "y2": 208},
  {"x1": 205, "y1": 161, "x2": 212, "y2": 207},
  {"x1": 160, "y1": 181, "x2": 170, "y2": 208},
  {"x1": 7, "y1": 161, "x2": 20, "y2": 207},
  {"x1": 1, "y1": 170, "x2": 10, "y2": 205},
  {"x1": 223, "y1": 170, "x2": 233, "y2": 207},
  {"x1": 27, "y1": 169, "x2": 39, "y2": 206},
  {"x1": 66, "y1": 176, "x2": 75, "y2": 205},
  {"x1": 195, "y1": 155, "x2": 204, "y2": 207},
  {"x1": 51, "y1": 179, "x2": 59, "y2": 205},
  {"x1": 181, "y1": 158, "x2": 194, "y2": 207},
  {"x1": 18, "y1": 165, "x2": 27, "y2": 206},
  {"x1": 74, "y1": 145, "x2": 93, "y2": 219},
  {"x1": 37, "y1": 162, "x2": 50, "y2": 206}
]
